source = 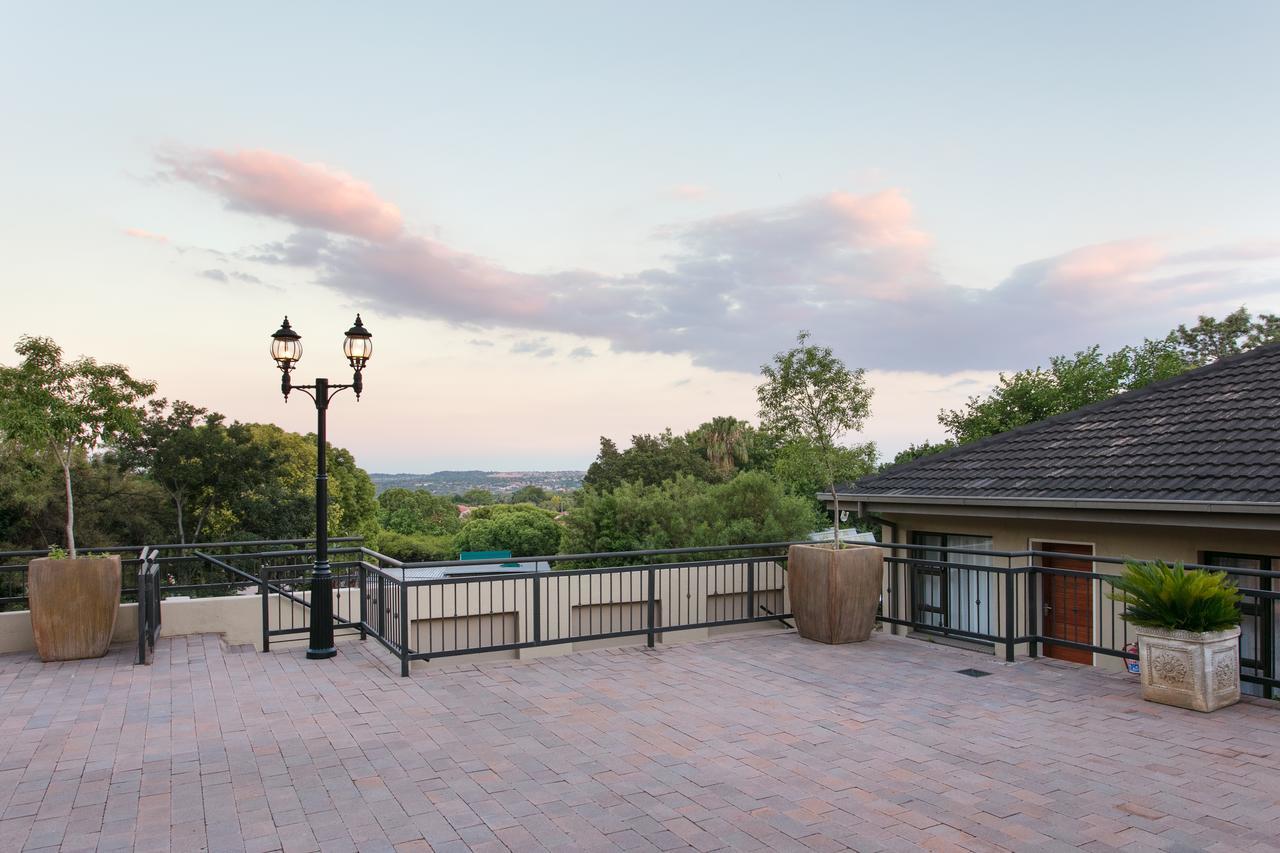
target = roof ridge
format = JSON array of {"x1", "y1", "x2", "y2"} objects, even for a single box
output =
[{"x1": 853, "y1": 339, "x2": 1280, "y2": 489}]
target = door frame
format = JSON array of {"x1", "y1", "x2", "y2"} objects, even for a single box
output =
[{"x1": 1030, "y1": 538, "x2": 1097, "y2": 665}]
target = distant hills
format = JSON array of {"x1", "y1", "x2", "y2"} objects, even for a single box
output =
[{"x1": 369, "y1": 470, "x2": 585, "y2": 496}]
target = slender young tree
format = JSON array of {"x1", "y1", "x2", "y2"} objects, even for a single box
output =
[
  {"x1": 757, "y1": 331, "x2": 873, "y2": 548},
  {"x1": 0, "y1": 337, "x2": 154, "y2": 555}
]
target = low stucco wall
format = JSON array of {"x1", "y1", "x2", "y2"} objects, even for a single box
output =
[
  {"x1": 0, "y1": 592, "x2": 304, "y2": 656},
  {"x1": 0, "y1": 562, "x2": 792, "y2": 665}
]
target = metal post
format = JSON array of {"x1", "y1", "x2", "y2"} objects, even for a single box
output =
[
  {"x1": 307, "y1": 378, "x2": 336, "y2": 660},
  {"x1": 1004, "y1": 565, "x2": 1016, "y2": 663},
  {"x1": 1024, "y1": 556, "x2": 1038, "y2": 658},
  {"x1": 135, "y1": 559, "x2": 147, "y2": 665},
  {"x1": 532, "y1": 575, "x2": 542, "y2": 645},
  {"x1": 399, "y1": 580, "x2": 410, "y2": 677},
  {"x1": 746, "y1": 561, "x2": 756, "y2": 621},
  {"x1": 646, "y1": 567, "x2": 656, "y2": 648},
  {"x1": 260, "y1": 574, "x2": 270, "y2": 653},
  {"x1": 358, "y1": 560, "x2": 367, "y2": 641}
]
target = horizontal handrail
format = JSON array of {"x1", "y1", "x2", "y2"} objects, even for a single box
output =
[
  {"x1": 193, "y1": 551, "x2": 314, "y2": 612},
  {"x1": 0, "y1": 536, "x2": 362, "y2": 562},
  {"x1": 392, "y1": 540, "x2": 814, "y2": 570}
]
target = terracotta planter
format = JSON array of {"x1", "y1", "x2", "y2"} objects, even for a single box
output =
[
  {"x1": 1134, "y1": 625, "x2": 1240, "y2": 712},
  {"x1": 28, "y1": 555, "x2": 122, "y2": 662},
  {"x1": 786, "y1": 543, "x2": 883, "y2": 643}
]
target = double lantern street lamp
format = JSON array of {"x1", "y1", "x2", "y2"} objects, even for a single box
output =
[{"x1": 270, "y1": 314, "x2": 373, "y2": 660}]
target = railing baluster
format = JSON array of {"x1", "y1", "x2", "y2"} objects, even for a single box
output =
[
  {"x1": 646, "y1": 567, "x2": 656, "y2": 648},
  {"x1": 1004, "y1": 566, "x2": 1016, "y2": 663}
]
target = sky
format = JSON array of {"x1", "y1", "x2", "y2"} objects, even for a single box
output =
[{"x1": 3, "y1": 2, "x2": 1279, "y2": 472}]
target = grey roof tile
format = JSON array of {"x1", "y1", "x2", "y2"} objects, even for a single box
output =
[{"x1": 841, "y1": 342, "x2": 1280, "y2": 504}]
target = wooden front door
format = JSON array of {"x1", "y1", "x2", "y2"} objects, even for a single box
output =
[{"x1": 1038, "y1": 542, "x2": 1094, "y2": 664}]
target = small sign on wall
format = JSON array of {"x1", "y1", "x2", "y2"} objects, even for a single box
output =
[{"x1": 1124, "y1": 643, "x2": 1140, "y2": 674}]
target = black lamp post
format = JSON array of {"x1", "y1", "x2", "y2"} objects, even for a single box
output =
[{"x1": 270, "y1": 314, "x2": 373, "y2": 660}]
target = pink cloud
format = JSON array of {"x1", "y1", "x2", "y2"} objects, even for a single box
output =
[
  {"x1": 160, "y1": 148, "x2": 402, "y2": 241},
  {"x1": 669, "y1": 184, "x2": 711, "y2": 201},
  {"x1": 160, "y1": 148, "x2": 1276, "y2": 373},
  {"x1": 124, "y1": 227, "x2": 168, "y2": 243},
  {"x1": 1045, "y1": 240, "x2": 1165, "y2": 286},
  {"x1": 825, "y1": 190, "x2": 932, "y2": 251}
]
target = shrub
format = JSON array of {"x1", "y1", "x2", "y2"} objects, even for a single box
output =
[
  {"x1": 368, "y1": 528, "x2": 455, "y2": 562},
  {"x1": 453, "y1": 504, "x2": 562, "y2": 557},
  {"x1": 1106, "y1": 559, "x2": 1242, "y2": 633}
]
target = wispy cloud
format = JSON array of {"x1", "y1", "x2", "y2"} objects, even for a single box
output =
[
  {"x1": 668, "y1": 184, "x2": 711, "y2": 201},
  {"x1": 510, "y1": 338, "x2": 556, "y2": 358},
  {"x1": 161, "y1": 147, "x2": 1280, "y2": 374},
  {"x1": 124, "y1": 227, "x2": 169, "y2": 243},
  {"x1": 199, "y1": 267, "x2": 276, "y2": 290},
  {"x1": 160, "y1": 148, "x2": 402, "y2": 240}
]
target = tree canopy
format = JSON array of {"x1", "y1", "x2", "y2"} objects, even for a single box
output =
[
  {"x1": 757, "y1": 331, "x2": 874, "y2": 544},
  {"x1": 937, "y1": 307, "x2": 1280, "y2": 446},
  {"x1": 0, "y1": 336, "x2": 155, "y2": 554},
  {"x1": 453, "y1": 504, "x2": 562, "y2": 557},
  {"x1": 377, "y1": 487, "x2": 461, "y2": 537},
  {"x1": 562, "y1": 471, "x2": 818, "y2": 557}
]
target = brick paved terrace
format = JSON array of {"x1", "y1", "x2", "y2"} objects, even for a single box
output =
[{"x1": 1, "y1": 632, "x2": 1278, "y2": 853}]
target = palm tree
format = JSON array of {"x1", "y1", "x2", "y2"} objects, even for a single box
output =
[{"x1": 695, "y1": 416, "x2": 751, "y2": 480}]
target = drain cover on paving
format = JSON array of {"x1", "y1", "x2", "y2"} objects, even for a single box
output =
[{"x1": 956, "y1": 668, "x2": 992, "y2": 677}]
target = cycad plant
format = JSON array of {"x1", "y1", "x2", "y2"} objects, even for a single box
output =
[{"x1": 1106, "y1": 559, "x2": 1242, "y2": 633}]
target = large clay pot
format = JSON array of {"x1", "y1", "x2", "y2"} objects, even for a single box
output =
[
  {"x1": 28, "y1": 556, "x2": 122, "y2": 661},
  {"x1": 1134, "y1": 625, "x2": 1240, "y2": 712},
  {"x1": 787, "y1": 543, "x2": 882, "y2": 643}
]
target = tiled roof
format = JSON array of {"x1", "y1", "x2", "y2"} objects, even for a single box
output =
[{"x1": 841, "y1": 342, "x2": 1280, "y2": 505}]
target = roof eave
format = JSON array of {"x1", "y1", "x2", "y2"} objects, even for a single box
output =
[{"x1": 827, "y1": 492, "x2": 1280, "y2": 515}]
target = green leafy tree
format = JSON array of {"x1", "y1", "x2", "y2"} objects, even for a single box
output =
[
  {"x1": 0, "y1": 434, "x2": 58, "y2": 549},
  {"x1": 114, "y1": 399, "x2": 269, "y2": 543},
  {"x1": 0, "y1": 336, "x2": 155, "y2": 555},
  {"x1": 1174, "y1": 307, "x2": 1280, "y2": 366},
  {"x1": 940, "y1": 307, "x2": 1280, "y2": 445},
  {"x1": 561, "y1": 472, "x2": 816, "y2": 557},
  {"x1": 772, "y1": 439, "x2": 877, "y2": 504},
  {"x1": 66, "y1": 458, "x2": 172, "y2": 547},
  {"x1": 508, "y1": 485, "x2": 550, "y2": 506},
  {"x1": 757, "y1": 331, "x2": 874, "y2": 547},
  {"x1": 224, "y1": 424, "x2": 377, "y2": 541},
  {"x1": 454, "y1": 504, "x2": 562, "y2": 557},
  {"x1": 884, "y1": 441, "x2": 954, "y2": 470},
  {"x1": 583, "y1": 429, "x2": 715, "y2": 491},
  {"x1": 368, "y1": 528, "x2": 456, "y2": 561},
  {"x1": 688, "y1": 416, "x2": 754, "y2": 481},
  {"x1": 457, "y1": 487, "x2": 497, "y2": 506},
  {"x1": 377, "y1": 487, "x2": 461, "y2": 536}
]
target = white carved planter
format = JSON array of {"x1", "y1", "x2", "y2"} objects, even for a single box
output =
[{"x1": 1134, "y1": 625, "x2": 1240, "y2": 712}]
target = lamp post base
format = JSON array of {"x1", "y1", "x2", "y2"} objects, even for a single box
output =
[{"x1": 306, "y1": 647, "x2": 337, "y2": 660}]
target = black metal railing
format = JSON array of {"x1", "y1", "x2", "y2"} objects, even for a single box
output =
[
  {"x1": 356, "y1": 543, "x2": 793, "y2": 677},
  {"x1": 0, "y1": 537, "x2": 364, "y2": 612},
  {"x1": 2, "y1": 536, "x2": 1274, "y2": 699},
  {"x1": 873, "y1": 541, "x2": 1279, "y2": 697},
  {"x1": 135, "y1": 548, "x2": 161, "y2": 665},
  {"x1": 350, "y1": 540, "x2": 1278, "y2": 696}
]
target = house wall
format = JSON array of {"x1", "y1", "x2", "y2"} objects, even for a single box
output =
[
  {"x1": 881, "y1": 513, "x2": 1280, "y2": 564},
  {"x1": 877, "y1": 511, "x2": 1280, "y2": 672}
]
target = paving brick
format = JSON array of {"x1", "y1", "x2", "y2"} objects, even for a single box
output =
[{"x1": 2, "y1": 632, "x2": 1279, "y2": 852}]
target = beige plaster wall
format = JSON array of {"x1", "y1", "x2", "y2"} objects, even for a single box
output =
[{"x1": 878, "y1": 512, "x2": 1279, "y2": 671}]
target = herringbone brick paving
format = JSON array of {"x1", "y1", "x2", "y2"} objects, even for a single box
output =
[{"x1": 0, "y1": 631, "x2": 1277, "y2": 852}]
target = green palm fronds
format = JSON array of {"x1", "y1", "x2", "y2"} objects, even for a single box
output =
[{"x1": 1105, "y1": 559, "x2": 1242, "y2": 633}]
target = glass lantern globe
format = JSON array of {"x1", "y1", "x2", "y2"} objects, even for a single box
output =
[
  {"x1": 270, "y1": 317, "x2": 303, "y2": 370},
  {"x1": 343, "y1": 314, "x2": 373, "y2": 368}
]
